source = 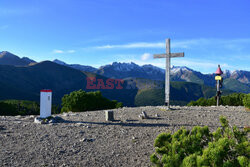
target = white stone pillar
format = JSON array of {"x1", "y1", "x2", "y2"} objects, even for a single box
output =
[{"x1": 40, "y1": 90, "x2": 52, "y2": 118}]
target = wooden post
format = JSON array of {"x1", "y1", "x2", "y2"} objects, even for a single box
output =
[
  {"x1": 216, "y1": 80, "x2": 220, "y2": 106},
  {"x1": 215, "y1": 65, "x2": 223, "y2": 106}
]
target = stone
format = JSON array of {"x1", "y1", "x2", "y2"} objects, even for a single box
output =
[
  {"x1": 139, "y1": 111, "x2": 149, "y2": 119},
  {"x1": 34, "y1": 117, "x2": 44, "y2": 124},
  {"x1": 34, "y1": 116, "x2": 63, "y2": 124},
  {"x1": 105, "y1": 110, "x2": 114, "y2": 121},
  {"x1": 62, "y1": 113, "x2": 69, "y2": 117},
  {"x1": 80, "y1": 138, "x2": 95, "y2": 142},
  {"x1": 155, "y1": 114, "x2": 160, "y2": 117}
]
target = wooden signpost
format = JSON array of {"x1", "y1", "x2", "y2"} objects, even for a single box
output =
[
  {"x1": 215, "y1": 65, "x2": 223, "y2": 106},
  {"x1": 154, "y1": 39, "x2": 184, "y2": 109}
]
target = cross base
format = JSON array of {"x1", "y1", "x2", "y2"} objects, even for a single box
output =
[{"x1": 165, "y1": 102, "x2": 171, "y2": 110}]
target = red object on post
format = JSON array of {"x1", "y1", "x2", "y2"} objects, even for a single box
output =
[
  {"x1": 40, "y1": 89, "x2": 52, "y2": 92},
  {"x1": 215, "y1": 65, "x2": 223, "y2": 75}
]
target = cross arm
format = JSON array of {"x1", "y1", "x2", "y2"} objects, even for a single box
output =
[
  {"x1": 154, "y1": 52, "x2": 184, "y2": 59},
  {"x1": 170, "y1": 52, "x2": 184, "y2": 57},
  {"x1": 154, "y1": 54, "x2": 169, "y2": 58}
]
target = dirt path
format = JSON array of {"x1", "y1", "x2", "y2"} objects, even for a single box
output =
[{"x1": 0, "y1": 106, "x2": 249, "y2": 167}]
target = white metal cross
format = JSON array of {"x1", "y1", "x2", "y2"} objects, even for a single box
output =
[{"x1": 154, "y1": 38, "x2": 184, "y2": 109}]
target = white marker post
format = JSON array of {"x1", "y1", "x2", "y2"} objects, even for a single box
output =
[{"x1": 40, "y1": 89, "x2": 52, "y2": 118}]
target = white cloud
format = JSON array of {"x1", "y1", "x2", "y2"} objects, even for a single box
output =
[
  {"x1": 141, "y1": 53, "x2": 152, "y2": 61},
  {"x1": 93, "y1": 38, "x2": 250, "y2": 50},
  {"x1": 67, "y1": 50, "x2": 75, "y2": 53},
  {"x1": 53, "y1": 49, "x2": 64, "y2": 54},
  {"x1": 95, "y1": 42, "x2": 165, "y2": 49},
  {"x1": 52, "y1": 49, "x2": 76, "y2": 54}
]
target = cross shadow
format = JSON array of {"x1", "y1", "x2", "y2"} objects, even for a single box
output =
[
  {"x1": 55, "y1": 117, "x2": 220, "y2": 128},
  {"x1": 66, "y1": 120, "x2": 171, "y2": 127}
]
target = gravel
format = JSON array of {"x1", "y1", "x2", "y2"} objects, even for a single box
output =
[{"x1": 0, "y1": 106, "x2": 249, "y2": 167}]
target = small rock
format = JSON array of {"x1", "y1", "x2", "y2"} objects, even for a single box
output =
[
  {"x1": 62, "y1": 113, "x2": 69, "y2": 117},
  {"x1": 34, "y1": 117, "x2": 42, "y2": 124},
  {"x1": 80, "y1": 138, "x2": 87, "y2": 142},
  {"x1": 80, "y1": 138, "x2": 95, "y2": 142},
  {"x1": 139, "y1": 111, "x2": 149, "y2": 119},
  {"x1": 34, "y1": 117, "x2": 48, "y2": 124},
  {"x1": 49, "y1": 119, "x2": 55, "y2": 123},
  {"x1": 155, "y1": 114, "x2": 160, "y2": 117},
  {"x1": 76, "y1": 123, "x2": 84, "y2": 126},
  {"x1": 132, "y1": 136, "x2": 138, "y2": 140}
]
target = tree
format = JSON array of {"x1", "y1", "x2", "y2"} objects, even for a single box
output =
[{"x1": 61, "y1": 90, "x2": 123, "y2": 112}]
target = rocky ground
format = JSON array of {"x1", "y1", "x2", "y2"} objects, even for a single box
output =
[{"x1": 0, "y1": 106, "x2": 249, "y2": 167}]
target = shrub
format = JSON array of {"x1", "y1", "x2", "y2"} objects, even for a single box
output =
[
  {"x1": 0, "y1": 102, "x2": 18, "y2": 116},
  {"x1": 243, "y1": 94, "x2": 250, "y2": 109},
  {"x1": 0, "y1": 100, "x2": 60, "y2": 116},
  {"x1": 61, "y1": 90, "x2": 123, "y2": 112},
  {"x1": 187, "y1": 93, "x2": 248, "y2": 107},
  {"x1": 150, "y1": 116, "x2": 249, "y2": 167}
]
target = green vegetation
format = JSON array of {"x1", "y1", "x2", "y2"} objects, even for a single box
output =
[
  {"x1": 135, "y1": 81, "x2": 234, "y2": 106},
  {"x1": 61, "y1": 90, "x2": 123, "y2": 112},
  {"x1": 0, "y1": 101, "x2": 18, "y2": 116},
  {"x1": 223, "y1": 78, "x2": 250, "y2": 93},
  {"x1": 188, "y1": 93, "x2": 249, "y2": 107},
  {"x1": 243, "y1": 94, "x2": 250, "y2": 109},
  {"x1": 0, "y1": 100, "x2": 60, "y2": 116},
  {"x1": 150, "y1": 116, "x2": 249, "y2": 167}
]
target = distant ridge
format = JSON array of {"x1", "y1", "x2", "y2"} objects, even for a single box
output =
[
  {"x1": 0, "y1": 51, "x2": 36, "y2": 66},
  {"x1": 53, "y1": 59, "x2": 250, "y2": 93},
  {"x1": 53, "y1": 59, "x2": 97, "y2": 73},
  {"x1": 1, "y1": 51, "x2": 250, "y2": 93}
]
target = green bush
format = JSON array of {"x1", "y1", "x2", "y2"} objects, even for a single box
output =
[
  {"x1": 150, "y1": 116, "x2": 249, "y2": 167},
  {"x1": 243, "y1": 94, "x2": 250, "y2": 109},
  {"x1": 61, "y1": 90, "x2": 123, "y2": 112},
  {"x1": 0, "y1": 102, "x2": 18, "y2": 116},
  {"x1": 0, "y1": 100, "x2": 61, "y2": 116},
  {"x1": 188, "y1": 93, "x2": 248, "y2": 107}
]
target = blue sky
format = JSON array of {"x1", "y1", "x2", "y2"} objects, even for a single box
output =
[{"x1": 0, "y1": 0, "x2": 249, "y2": 73}]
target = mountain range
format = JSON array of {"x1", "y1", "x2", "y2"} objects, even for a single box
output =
[
  {"x1": 0, "y1": 51, "x2": 249, "y2": 106},
  {"x1": 51, "y1": 58, "x2": 250, "y2": 93},
  {"x1": 0, "y1": 51, "x2": 36, "y2": 66}
]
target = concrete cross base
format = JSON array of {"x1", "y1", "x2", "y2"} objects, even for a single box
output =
[{"x1": 105, "y1": 111, "x2": 114, "y2": 121}]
